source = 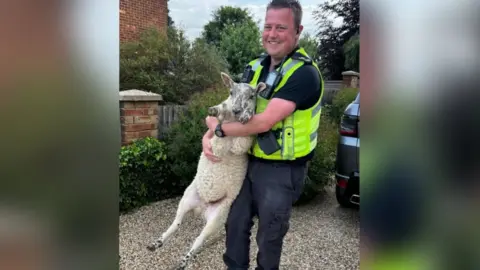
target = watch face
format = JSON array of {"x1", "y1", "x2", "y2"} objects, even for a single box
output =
[{"x1": 215, "y1": 130, "x2": 223, "y2": 137}]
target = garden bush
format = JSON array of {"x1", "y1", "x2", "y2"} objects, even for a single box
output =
[
  {"x1": 323, "y1": 87, "x2": 359, "y2": 124},
  {"x1": 294, "y1": 112, "x2": 340, "y2": 205},
  {"x1": 120, "y1": 26, "x2": 229, "y2": 104},
  {"x1": 119, "y1": 137, "x2": 170, "y2": 213}
]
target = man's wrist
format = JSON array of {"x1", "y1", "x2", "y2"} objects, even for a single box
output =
[{"x1": 214, "y1": 123, "x2": 226, "y2": 137}]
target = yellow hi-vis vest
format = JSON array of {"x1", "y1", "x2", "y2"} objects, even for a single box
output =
[{"x1": 247, "y1": 47, "x2": 324, "y2": 160}]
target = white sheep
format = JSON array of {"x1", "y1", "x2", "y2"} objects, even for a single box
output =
[{"x1": 147, "y1": 72, "x2": 267, "y2": 270}]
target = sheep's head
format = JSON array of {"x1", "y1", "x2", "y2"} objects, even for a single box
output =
[{"x1": 207, "y1": 72, "x2": 266, "y2": 124}]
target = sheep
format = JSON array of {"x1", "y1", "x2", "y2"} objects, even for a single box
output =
[{"x1": 146, "y1": 72, "x2": 267, "y2": 270}]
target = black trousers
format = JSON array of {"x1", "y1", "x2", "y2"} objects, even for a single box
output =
[{"x1": 223, "y1": 158, "x2": 307, "y2": 270}]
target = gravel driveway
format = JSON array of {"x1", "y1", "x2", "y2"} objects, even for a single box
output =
[{"x1": 119, "y1": 185, "x2": 359, "y2": 270}]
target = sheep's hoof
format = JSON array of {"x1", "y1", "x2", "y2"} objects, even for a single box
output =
[
  {"x1": 146, "y1": 244, "x2": 156, "y2": 251},
  {"x1": 146, "y1": 241, "x2": 162, "y2": 251}
]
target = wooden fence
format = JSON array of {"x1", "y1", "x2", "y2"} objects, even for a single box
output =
[
  {"x1": 322, "y1": 80, "x2": 343, "y2": 105},
  {"x1": 157, "y1": 105, "x2": 187, "y2": 138}
]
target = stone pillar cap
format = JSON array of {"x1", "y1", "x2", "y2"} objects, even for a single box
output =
[
  {"x1": 341, "y1": 71, "x2": 360, "y2": 77},
  {"x1": 119, "y1": 89, "x2": 163, "y2": 101}
]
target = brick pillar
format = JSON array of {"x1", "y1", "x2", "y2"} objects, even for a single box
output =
[
  {"x1": 341, "y1": 70, "x2": 360, "y2": 88},
  {"x1": 119, "y1": 90, "x2": 163, "y2": 145}
]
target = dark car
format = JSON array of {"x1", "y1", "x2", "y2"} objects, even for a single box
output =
[{"x1": 335, "y1": 92, "x2": 360, "y2": 207}]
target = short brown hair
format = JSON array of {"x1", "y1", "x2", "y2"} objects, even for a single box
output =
[{"x1": 267, "y1": 0, "x2": 303, "y2": 30}]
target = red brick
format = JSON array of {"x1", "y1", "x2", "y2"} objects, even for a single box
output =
[
  {"x1": 122, "y1": 123, "x2": 156, "y2": 132},
  {"x1": 135, "y1": 101, "x2": 158, "y2": 108},
  {"x1": 120, "y1": 116, "x2": 134, "y2": 124},
  {"x1": 147, "y1": 108, "x2": 159, "y2": 115},
  {"x1": 123, "y1": 131, "x2": 138, "y2": 141},
  {"x1": 137, "y1": 130, "x2": 154, "y2": 138},
  {"x1": 121, "y1": 108, "x2": 148, "y2": 116},
  {"x1": 134, "y1": 115, "x2": 158, "y2": 124},
  {"x1": 120, "y1": 0, "x2": 168, "y2": 42},
  {"x1": 120, "y1": 101, "x2": 135, "y2": 109}
]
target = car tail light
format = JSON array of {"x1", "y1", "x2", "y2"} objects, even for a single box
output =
[
  {"x1": 337, "y1": 177, "x2": 348, "y2": 188},
  {"x1": 339, "y1": 114, "x2": 359, "y2": 137}
]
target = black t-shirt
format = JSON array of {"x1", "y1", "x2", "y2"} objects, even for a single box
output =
[{"x1": 249, "y1": 48, "x2": 323, "y2": 165}]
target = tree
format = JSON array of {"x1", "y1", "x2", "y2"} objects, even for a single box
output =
[
  {"x1": 201, "y1": 6, "x2": 258, "y2": 47},
  {"x1": 299, "y1": 33, "x2": 320, "y2": 63},
  {"x1": 219, "y1": 22, "x2": 263, "y2": 76},
  {"x1": 343, "y1": 32, "x2": 359, "y2": 71},
  {"x1": 313, "y1": 0, "x2": 359, "y2": 79}
]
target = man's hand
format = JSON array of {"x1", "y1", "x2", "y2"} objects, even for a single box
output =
[
  {"x1": 205, "y1": 116, "x2": 218, "y2": 132},
  {"x1": 202, "y1": 129, "x2": 220, "y2": 162}
]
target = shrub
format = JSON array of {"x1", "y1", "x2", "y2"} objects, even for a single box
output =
[
  {"x1": 120, "y1": 26, "x2": 229, "y2": 104},
  {"x1": 295, "y1": 112, "x2": 339, "y2": 205},
  {"x1": 119, "y1": 137, "x2": 170, "y2": 212},
  {"x1": 324, "y1": 87, "x2": 359, "y2": 124},
  {"x1": 162, "y1": 84, "x2": 228, "y2": 190}
]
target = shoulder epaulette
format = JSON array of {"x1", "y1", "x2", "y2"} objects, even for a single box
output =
[
  {"x1": 291, "y1": 52, "x2": 312, "y2": 65},
  {"x1": 258, "y1": 52, "x2": 268, "y2": 58}
]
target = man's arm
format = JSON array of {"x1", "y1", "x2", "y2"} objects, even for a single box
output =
[
  {"x1": 203, "y1": 128, "x2": 214, "y2": 139},
  {"x1": 206, "y1": 98, "x2": 296, "y2": 137}
]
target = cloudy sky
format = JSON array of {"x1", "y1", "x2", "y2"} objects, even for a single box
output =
[{"x1": 168, "y1": 0, "x2": 327, "y2": 41}]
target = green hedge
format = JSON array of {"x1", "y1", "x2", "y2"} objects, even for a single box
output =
[
  {"x1": 119, "y1": 137, "x2": 169, "y2": 212},
  {"x1": 295, "y1": 114, "x2": 339, "y2": 205},
  {"x1": 323, "y1": 87, "x2": 359, "y2": 124}
]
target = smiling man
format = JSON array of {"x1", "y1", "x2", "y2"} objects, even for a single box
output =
[{"x1": 202, "y1": 0, "x2": 324, "y2": 269}]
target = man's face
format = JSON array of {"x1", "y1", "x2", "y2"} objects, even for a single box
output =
[{"x1": 262, "y1": 8, "x2": 300, "y2": 60}]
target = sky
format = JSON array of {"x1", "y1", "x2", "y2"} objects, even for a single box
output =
[{"x1": 168, "y1": 0, "x2": 328, "y2": 41}]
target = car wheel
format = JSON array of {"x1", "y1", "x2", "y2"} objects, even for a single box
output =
[{"x1": 335, "y1": 185, "x2": 353, "y2": 208}]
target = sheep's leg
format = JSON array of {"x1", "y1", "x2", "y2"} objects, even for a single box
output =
[
  {"x1": 177, "y1": 198, "x2": 232, "y2": 270},
  {"x1": 147, "y1": 184, "x2": 201, "y2": 251},
  {"x1": 229, "y1": 136, "x2": 253, "y2": 155}
]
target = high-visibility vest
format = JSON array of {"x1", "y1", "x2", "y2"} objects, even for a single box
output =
[{"x1": 246, "y1": 47, "x2": 324, "y2": 160}]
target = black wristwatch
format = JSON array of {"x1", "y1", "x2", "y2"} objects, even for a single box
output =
[{"x1": 214, "y1": 123, "x2": 225, "y2": 137}]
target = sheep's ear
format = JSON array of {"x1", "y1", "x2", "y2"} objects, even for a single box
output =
[
  {"x1": 221, "y1": 72, "x2": 235, "y2": 89},
  {"x1": 255, "y1": 82, "x2": 267, "y2": 94}
]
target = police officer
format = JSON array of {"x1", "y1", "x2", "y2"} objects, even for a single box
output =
[{"x1": 202, "y1": 0, "x2": 324, "y2": 269}]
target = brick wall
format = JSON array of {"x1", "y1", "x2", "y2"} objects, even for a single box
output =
[
  {"x1": 120, "y1": 90, "x2": 163, "y2": 145},
  {"x1": 120, "y1": 0, "x2": 168, "y2": 42}
]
